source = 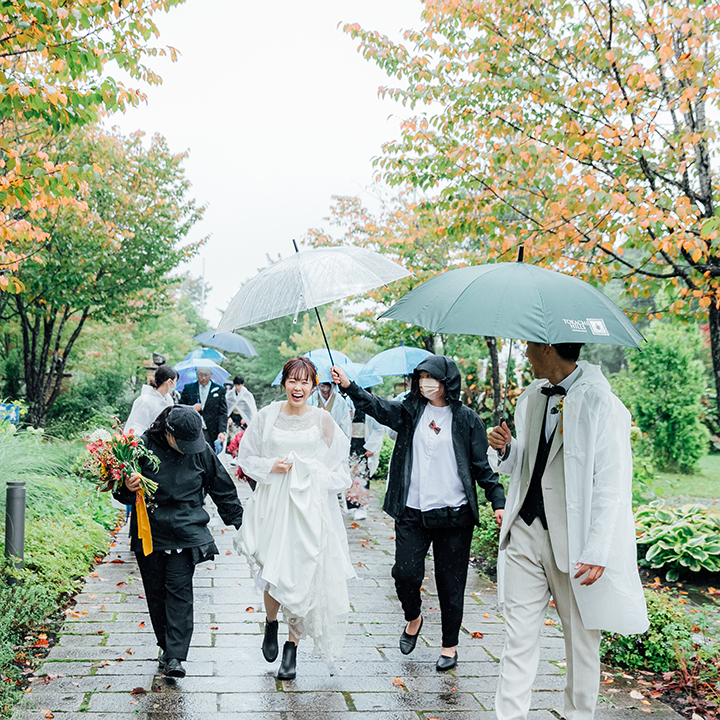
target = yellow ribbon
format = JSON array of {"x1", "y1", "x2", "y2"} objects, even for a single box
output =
[{"x1": 135, "y1": 487, "x2": 153, "y2": 556}]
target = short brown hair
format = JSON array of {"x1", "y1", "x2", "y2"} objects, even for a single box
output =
[{"x1": 280, "y1": 357, "x2": 318, "y2": 388}]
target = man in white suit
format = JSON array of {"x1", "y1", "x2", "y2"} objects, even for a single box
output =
[{"x1": 488, "y1": 342, "x2": 648, "y2": 720}]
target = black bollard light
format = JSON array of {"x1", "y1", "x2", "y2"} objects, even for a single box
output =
[{"x1": 5, "y1": 480, "x2": 26, "y2": 572}]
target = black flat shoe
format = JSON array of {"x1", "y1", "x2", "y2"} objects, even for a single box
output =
[
  {"x1": 277, "y1": 641, "x2": 297, "y2": 680},
  {"x1": 164, "y1": 658, "x2": 186, "y2": 678},
  {"x1": 262, "y1": 619, "x2": 279, "y2": 662},
  {"x1": 436, "y1": 651, "x2": 458, "y2": 672},
  {"x1": 399, "y1": 616, "x2": 423, "y2": 655}
]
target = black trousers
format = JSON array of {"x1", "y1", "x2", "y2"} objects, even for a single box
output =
[
  {"x1": 392, "y1": 507, "x2": 475, "y2": 648},
  {"x1": 135, "y1": 549, "x2": 195, "y2": 661}
]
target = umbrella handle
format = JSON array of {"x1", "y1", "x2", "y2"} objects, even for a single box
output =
[
  {"x1": 500, "y1": 338, "x2": 514, "y2": 425},
  {"x1": 292, "y1": 238, "x2": 335, "y2": 369}
]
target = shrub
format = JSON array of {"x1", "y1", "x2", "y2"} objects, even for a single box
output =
[
  {"x1": 603, "y1": 588, "x2": 719, "y2": 686},
  {"x1": 471, "y1": 504, "x2": 501, "y2": 577},
  {"x1": 635, "y1": 501, "x2": 720, "y2": 581},
  {"x1": 374, "y1": 434, "x2": 394, "y2": 483},
  {"x1": 613, "y1": 322, "x2": 709, "y2": 473}
]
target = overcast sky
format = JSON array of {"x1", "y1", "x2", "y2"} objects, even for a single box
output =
[{"x1": 109, "y1": 0, "x2": 421, "y2": 326}]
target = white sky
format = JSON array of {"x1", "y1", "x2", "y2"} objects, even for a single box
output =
[{"x1": 109, "y1": 0, "x2": 421, "y2": 326}]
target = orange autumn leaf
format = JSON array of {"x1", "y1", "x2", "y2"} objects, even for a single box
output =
[
  {"x1": 245, "y1": 606, "x2": 255, "y2": 613},
  {"x1": 138, "y1": 622, "x2": 145, "y2": 628},
  {"x1": 483, "y1": 613, "x2": 490, "y2": 618},
  {"x1": 471, "y1": 632, "x2": 484, "y2": 639},
  {"x1": 391, "y1": 677, "x2": 405, "y2": 686}
]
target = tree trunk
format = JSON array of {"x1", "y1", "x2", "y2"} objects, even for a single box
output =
[
  {"x1": 422, "y1": 334, "x2": 436, "y2": 353},
  {"x1": 709, "y1": 303, "x2": 720, "y2": 423},
  {"x1": 485, "y1": 336, "x2": 503, "y2": 427}
]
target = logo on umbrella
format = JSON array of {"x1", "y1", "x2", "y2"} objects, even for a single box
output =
[{"x1": 563, "y1": 318, "x2": 609, "y2": 336}]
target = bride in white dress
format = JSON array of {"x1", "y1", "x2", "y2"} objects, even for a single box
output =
[{"x1": 235, "y1": 357, "x2": 355, "y2": 679}]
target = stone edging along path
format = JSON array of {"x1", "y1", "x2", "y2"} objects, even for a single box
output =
[{"x1": 14, "y1": 481, "x2": 682, "y2": 720}]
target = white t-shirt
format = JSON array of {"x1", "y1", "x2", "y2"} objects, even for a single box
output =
[{"x1": 406, "y1": 403, "x2": 466, "y2": 512}]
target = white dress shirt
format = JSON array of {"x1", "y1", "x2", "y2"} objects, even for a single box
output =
[
  {"x1": 544, "y1": 365, "x2": 582, "y2": 442},
  {"x1": 406, "y1": 403, "x2": 466, "y2": 512}
]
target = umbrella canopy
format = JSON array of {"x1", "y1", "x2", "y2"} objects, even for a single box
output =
[
  {"x1": 217, "y1": 246, "x2": 412, "y2": 332},
  {"x1": 184, "y1": 347, "x2": 228, "y2": 363},
  {"x1": 193, "y1": 331, "x2": 258, "y2": 357},
  {"x1": 380, "y1": 262, "x2": 644, "y2": 348},
  {"x1": 173, "y1": 358, "x2": 230, "y2": 392},
  {"x1": 271, "y1": 359, "x2": 381, "y2": 387},
  {"x1": 357, "y1": 346, "x2": 433, "y2": 384}
]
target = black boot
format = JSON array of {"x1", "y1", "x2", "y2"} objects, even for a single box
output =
[
  {"x1": 262, "y1": 620, "x2": 279, "y2": 662},
  {"x1": 276, "y1": 641, "x2": 297, "y2": 680}
]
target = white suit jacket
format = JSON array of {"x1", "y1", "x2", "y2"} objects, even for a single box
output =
[{"x1": 490, "y1": 361, "x2": 648, "y2": 635}]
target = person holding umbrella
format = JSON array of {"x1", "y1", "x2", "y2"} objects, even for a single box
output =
[
  {"x1": 487, "y1": 342, "x2": 648, "y2": 720},
  {"x1": 234, "y1": 357, "x2": 355, "y2": 679},
  {"x1": 331, "y1": 355, "x2": 505, "y2": 671}
]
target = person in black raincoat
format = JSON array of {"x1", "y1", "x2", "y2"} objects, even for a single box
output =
[
  {"x1": 114, "y1": 405, "x2": 243, "y2": 678},
  {"x1": 332, "y1": 355, "x2": 505, "y2": 672}
]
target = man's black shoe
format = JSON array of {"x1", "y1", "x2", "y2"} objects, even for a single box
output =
[
  {"x1": 399, "y1": 616, "x2": 423, "y2": 655},
  {"x1": 262, "y1": 619, "x2": 279, "y2": 662},
  {"x1": 164, "y1": 658, "x2": 186, "y2": 678},
  {"x1": 436, "y1": 651, "x2": 458, "y2": 672}
]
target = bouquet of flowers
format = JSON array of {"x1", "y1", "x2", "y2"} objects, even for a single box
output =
[
  {"x1": 83, "y1": 428, "x2": 160, "y2": 556},
  {"x1": 83, "y1": 428, "x2": 159, "y2": 496}
]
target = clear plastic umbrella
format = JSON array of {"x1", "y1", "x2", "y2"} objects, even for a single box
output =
[
  {"x1": 184, "y1": 348, "x2": 228, "y2": 363},
  {"x1": 217, "y1": 245, "x2": 411, "y2": 365},
  {"x1": 173, "y1": 358, "x2": 230, "y2": 392},
  {"x1": 193, "y1": 331, "x2": 258, "y2": 357}
]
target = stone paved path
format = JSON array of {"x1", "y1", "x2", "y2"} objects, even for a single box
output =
[{"x1": 14, "y1": 481, "x2": 681, "y2": 720}]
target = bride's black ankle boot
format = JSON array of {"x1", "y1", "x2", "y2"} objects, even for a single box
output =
[
  {"x1": 262, "y1": 620, "x2": 279, "y2": 662},
  {"x1": 277, "y1": 641, "x2": 297, "y2": 680}
]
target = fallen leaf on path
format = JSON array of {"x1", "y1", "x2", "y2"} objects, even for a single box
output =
[
  {"x1": 245, "y1": 607, "x2": 255, "y2": 613},
  {"x1": 350, "y1": 523, "x2": 359, "y2": 528},
  {"x1": 44, "y1": 713, "x2": 54, "y2": 719},
  {"x1": 138, "y1": 622, "x2": 145, "y2": 628},
  {"x1": 604, "y1": 678, "x2": 613, "y2": 684},
  {"x1": 391, "y1": 677, "x2": 405, "y2": 686},
  {"x1": 544, "y1": 619, "x2": 556, "y2": 626},
  {"x1": 225, "y1": 551, "x2": 231, "y2": 555},
  {"x1": 125, "y1": 649, "x2": 133, "y2": 655},
  {"x1": 630, "y1": 690, "x2": 644, "y2": 700},
  {"x1": 483, "y1": 613, "x2": 490, "y2": 618},
  {"x1": 130, "y1": 687, "x2": 146, "y2": 695},
  {"x1": 111, "y1": 559, "x2": 125, "y2": 564},
  {"x1": 210, "y1": 626, "x2": 218, "y2": 630},
  {"x1": 471, "y1": 632, "x2": 484, "y2": 639}
]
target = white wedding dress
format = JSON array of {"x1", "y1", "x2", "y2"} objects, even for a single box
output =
[{"x1": 235, "y1": 403, "x2": 355, "y2": 660}]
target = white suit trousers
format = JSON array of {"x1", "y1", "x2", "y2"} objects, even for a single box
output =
[{"x1": 495, "y1": 518, "x2": 601, "y2": 720}]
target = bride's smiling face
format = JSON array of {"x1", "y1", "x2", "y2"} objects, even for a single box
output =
[{"x1": 284, "y1": 372, "x2": 314, "y2": 408}]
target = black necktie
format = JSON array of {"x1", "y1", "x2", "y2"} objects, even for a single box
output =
[{"x1": 540, "y1": 385, "x2": 566, "y2": 397}]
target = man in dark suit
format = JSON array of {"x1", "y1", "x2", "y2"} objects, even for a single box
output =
[{"x1": 180, "y1": 368, "x2": 227, "y2": 454}]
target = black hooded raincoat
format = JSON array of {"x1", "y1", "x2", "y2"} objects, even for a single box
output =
[{"x1": 342, "y1": 355, "x2": 505, "y2": 524}]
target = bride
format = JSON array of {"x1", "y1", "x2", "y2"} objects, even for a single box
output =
[{"x1": 235, "y1": 356, "x2": 355, "y2": 679}]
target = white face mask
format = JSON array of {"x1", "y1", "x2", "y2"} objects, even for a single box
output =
[{"x1": 419, "y1": 378, "x2": 442, "y2": 401}]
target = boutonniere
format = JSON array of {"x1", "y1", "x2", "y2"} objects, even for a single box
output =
[{"x1": 550, "y1": 397, "x2": 565, "y2": 434}]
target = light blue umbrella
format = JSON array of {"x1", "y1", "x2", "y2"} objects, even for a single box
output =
[
  {"x1": 357, "y1": 346, "x2": 432, "y2": 385},
  {"x1": 174, "y1": 358, "x2": 230, "y2": 392},
  {"x1": 184, "y1": 347, "x2": 229, "y2": 363},
  {"x1": 193, "y1": 331, "x2": 258, "y2": 357}
]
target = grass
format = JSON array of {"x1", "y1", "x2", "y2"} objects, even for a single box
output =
[{"x1": 654, "y1": 453, "x2": 720, "y2": 500}]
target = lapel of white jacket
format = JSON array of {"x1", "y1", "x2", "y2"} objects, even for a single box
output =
[{"x1": 519, "y1": 390, "x2": 545, "y2": 503}]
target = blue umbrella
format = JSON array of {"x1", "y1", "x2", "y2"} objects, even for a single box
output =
[
  {"x1": 184, "y1": 347, "x2": 229, "y2": 362},
  {"x1": 174, "y1": 358, "x2": 230, "y2": 392},
  {"x1": 193, "y1": 331, "x2": 258, "y2": 357},
  {"x1": 357, "y1": 346, "x2": 433, "y2": 383}
]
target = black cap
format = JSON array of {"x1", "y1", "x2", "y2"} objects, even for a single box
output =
[{"x1": 166, "y1": 406, "x2": 206, "y2": 454}]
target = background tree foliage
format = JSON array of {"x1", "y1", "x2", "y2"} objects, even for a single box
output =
[
  {"x1": 345, "y1": 0, "x2": 720, "y2": 415},
  {"x1": 0, "y1": 0, "x2": 185, "y2": 291},
  {"x1": 0, "y1": 125, "x2": 203, "y2": 427}
]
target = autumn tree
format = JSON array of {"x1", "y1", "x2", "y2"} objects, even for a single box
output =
[
  {"x1": 0, "y1": 0, "x2": 184, "y2": 291},
  {"x1": 346, "y1": 0, "x2": 720, "y2": 415},
  {"x1": 0, "y1": 126, "x2": 203, "y2": 427}
]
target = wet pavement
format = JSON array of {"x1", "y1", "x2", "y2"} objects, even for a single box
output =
[{"x1": 14, "y1": 481, "x2": 681, "y2": 720}]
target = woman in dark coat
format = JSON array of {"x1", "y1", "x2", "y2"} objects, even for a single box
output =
[
  {"x1": 332, "y1": 355, "x2": 505, "y2": 671},
  {"x1": 114, "y1": 405, "x2": 243, "y2": 678}
]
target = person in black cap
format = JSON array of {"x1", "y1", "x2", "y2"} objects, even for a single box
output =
[
  {"x1": 332, "y1": 356, "x2": 505, "y2": 672},
  {"x1": 114, "y1": 405, "x2": 244, "y2": 679}
]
